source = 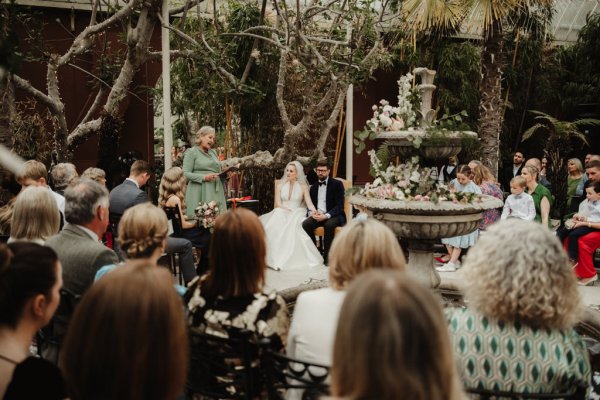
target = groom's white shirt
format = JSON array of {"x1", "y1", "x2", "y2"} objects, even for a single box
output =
[{"x1": 317, "y1": 177, "x2": 328, "y2": 214}]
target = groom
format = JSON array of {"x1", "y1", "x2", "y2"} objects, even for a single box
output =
[{"x1": 302, "y1": 160, "x2": 346, "y2": 264}]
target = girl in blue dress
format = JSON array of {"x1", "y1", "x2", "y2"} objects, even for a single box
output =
[{"x1": 436, "y1": 165, "x2": 482, "y2": 272}]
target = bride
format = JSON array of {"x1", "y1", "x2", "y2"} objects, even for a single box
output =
[{"x1": 260, "y1": 161, "x2": 324, "y2": 270}]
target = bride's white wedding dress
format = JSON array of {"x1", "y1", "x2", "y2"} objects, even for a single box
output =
[{"x1": 259, "y1": 181, "x2": 324, "y2": 270}]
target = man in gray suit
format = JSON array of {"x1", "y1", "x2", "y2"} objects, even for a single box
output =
[
  {"x1": 46, "y1": 179, "x2": 118, "y2": 296},
  {"x1": 109, "y1": 159, "x2": 152, "y2": 218}
]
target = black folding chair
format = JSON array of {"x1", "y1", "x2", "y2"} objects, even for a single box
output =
[
  {"x1": 162, "y1": 205, "x2": 186, "y2": 284},
  {"x1": 466, "y1": 385, "x2": 587, "y2": 400},
  {"x1": 37, "y1": 288, "x2": 81, "y2": 364},
  {"x1": 260, "y1": 340, "x2": 330, "y2": 400},
  {"x1": 186, "y1": 330, "x2": 261, "y2": 400}
]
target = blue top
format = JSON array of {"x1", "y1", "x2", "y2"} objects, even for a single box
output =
[{"x1": 95, "y1": 263, "x2": 187, "y2": 296}]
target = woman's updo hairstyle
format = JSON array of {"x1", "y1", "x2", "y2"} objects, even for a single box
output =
[
  {"x1": 0, "y1": 242, "x2": 59, "y2": 328},
  {"x1": 118, "y1": 203, "x2": 168, "y2": 260}
]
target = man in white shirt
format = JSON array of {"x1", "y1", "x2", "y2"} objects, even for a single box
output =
[{"x1": 18, "y1": 159, "x2": 65, "y2": 223}]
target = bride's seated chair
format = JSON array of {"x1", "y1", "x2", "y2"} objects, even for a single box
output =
[{"x1": 274, "y1": 178, "x2": 351, "y2": 252}]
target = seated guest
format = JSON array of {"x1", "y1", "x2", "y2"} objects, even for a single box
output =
[
  {"x1": 472, "y1": 163, "x2": 503, "y2": 230},
  {"x1": 500, "y1": 176, "x2": 535, "y2": 221},
  {"x1": 446, "y1": 220, "x2": 590, "y2": 393},
  {"x1": 61, "y1": 261, "x2": 188, "y2": 400},
  {"x1": 525, "y1": 157, "x2": 551, "y2": 190},
  {"x1": 8, "y1": 186, "x2": 60, "y2": 244},
  {"x1": 50, "y1": 163, "x2": 78, "y2": 196},
  {"x1": 185, "y1": 208, "x2": 289, "y2": 350},
  {"x1": 0, "y1": 243, "x2": 65, "y2": 399},
  {"x1": 287, "y1": 219, "x2": 406, "y2": 366},
  {"x1": 18, "y1": 160, "x2": 65, "y2": 215},
  {"x1": 95, "y1": 203, "x2": 194, "y2": 290},
  {"x1": 522, "y1": 165, "x2": 552, "y2": 228},
  {"x1": 80, "y1": 167, "x2": 106, "y2": 187},
  {"x1": 330, "y1": 270, "x2": 464, "y2": 400},
  {"x1": 159, "y1": 167, "x2": 210, "y2": 273},
  {"x1": 46, "y1": 179, "x2": 118, "y2": 296},
  {"x1": 572, "y1": 229, "x2": 600, "y2": 285},
  {"x1": 564, "y1": 158, "x2": 586, "y2": 219}
]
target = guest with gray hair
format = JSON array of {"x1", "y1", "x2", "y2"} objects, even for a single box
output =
[
  {"x1": 524, "y1": 157, "x2": 551, "y2": 190},
  {"x1": 50, "y1": 163, "x2": 78, "y2": 196},
  {"x1": 46, "y1": 179, "x2": 118, "y2": 296},
  {"x1": 81, "y1": 167, "x2": 106, "y2": 187}
]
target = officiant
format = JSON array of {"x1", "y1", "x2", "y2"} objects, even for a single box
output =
[{"x1": 182, "y1": 126, "x2": 227, "y2": 219}]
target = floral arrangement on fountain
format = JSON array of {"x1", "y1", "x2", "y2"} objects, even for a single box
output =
[{"x1": 358, "y1": 150, "x2": 480, "y2": 204}]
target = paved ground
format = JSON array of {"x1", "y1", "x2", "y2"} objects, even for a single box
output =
[{"x1": 265, "y1": 264, "x2": 600, "y2": 310}]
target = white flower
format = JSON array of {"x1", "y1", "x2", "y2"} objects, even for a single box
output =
[
  {"x1": 379, "y1": 114, "x2": 392, "y2": 127},
  {"x1": 410, "y1": 171, "x2": 420, "y2": 182},
  {"x1": 379, "y1": 99, "x2": 389, "y2": 106},
  {"x1": 372, "y1": 105, "x2": 378, "y2": 111},
  {"x1": 390, "y1": 118, "x2": 405, "y2": 130},
  {"x1": 372, "y1": 177, "x2": 382, "y2": 187},
  {"x1": 383, "y1": 105, "x2": 392, "y2": 113}
]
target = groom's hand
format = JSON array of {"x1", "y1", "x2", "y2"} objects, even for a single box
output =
[{"x1": 312, "y1": 212, "x2": 327, "y2": 222}]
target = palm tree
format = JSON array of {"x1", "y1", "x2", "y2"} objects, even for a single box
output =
[
  {"x1": 402, "y1": 0, "x2": 553, "y2": 176},
  {"x1": 522, "y1": 110, "x2": 599, "y2": 220}
]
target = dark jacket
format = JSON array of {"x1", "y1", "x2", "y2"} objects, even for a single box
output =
[{"x1": 309, "y1": 177, "x2": 346, "y2": 224}]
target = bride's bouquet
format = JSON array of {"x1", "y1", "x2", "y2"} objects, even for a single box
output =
[{"x1": 194, "y1": 201, "x2": 219, "y2": 232}]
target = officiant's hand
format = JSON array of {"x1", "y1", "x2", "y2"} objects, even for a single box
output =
[{"x1": 204, "y1": 173, "x2": 219, "y2": 182}]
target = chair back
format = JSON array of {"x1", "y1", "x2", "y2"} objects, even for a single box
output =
[
  {"x1": 260, "y1": 341, "x2": 330, "y2": 400},
  {"x1": 466, "y1": 386, "x2": 587, "y2": 399},
  {"x1": 187, "y1": 329, "x2": 260, "y2": 400},
  {"x1": 37, "y1": 288, "x2": 81, "y2": 363},
  {"x1": 0, "y1": 235, "x2": 8, "y2": 244},
  {"x1": 163, "y1": 205, "x2": 183, "y2": 236}
]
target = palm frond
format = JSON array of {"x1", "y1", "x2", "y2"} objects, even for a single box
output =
[
  {"x1": 573, "y1": 118, "x2": 600, "y2": 128},
  {"x1": 521, "y1": 123, "x2": 548, "y2": 141},
  {"x1": 402, "y1": 0, "x2": 468, "y2": 33}
]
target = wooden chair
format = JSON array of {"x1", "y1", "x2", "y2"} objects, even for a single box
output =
[
  {"x1": 466, "y1": 385, "x2": 587, "y2": 399},
  {"x1": 163, "y1": 205, "x2": 186, "y2": 285},
  {"x1": 260, "y1": 340, "x2": 330, "y2": 400},
  {"x1": 186, "y1": 330, "x2": 260, "y2": 400}
]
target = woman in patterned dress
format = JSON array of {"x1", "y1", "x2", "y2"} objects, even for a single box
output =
[
  {"x1": 182, "y1": 126, "x2": 227, "y2": 219},
  {"x1": 446, "y1": 219, "x2": 590, "y2": 394},
  {"x1": 185, "y1": 208, "x2": 289, "y2": 348},
  {"x1": 471, "y1": 164, "x2": 503, "y2": 231}
]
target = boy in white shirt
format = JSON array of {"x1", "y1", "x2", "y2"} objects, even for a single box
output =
[
  {"x1": 557, "y1": 180, "x2": 600, "y2": 266},
  {"x1": 501, "y1": 176, "x2": 535, "y2": 221}
]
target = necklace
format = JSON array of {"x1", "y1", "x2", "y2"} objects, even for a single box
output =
[{"x1": 0, "y1": 353, "x2": 18, "y2": 365}]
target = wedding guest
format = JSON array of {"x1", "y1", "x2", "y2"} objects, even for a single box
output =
[
  {"x1": 564, "y1": 158, "x2": 587, "y2": 219},
  {"x1": 159, "y1": 167, "x2": 210, "y2": 273},
  {"x1": 81, "y1": 167, "x2": 106, "y2": 187},
  {"x1": 185, "y1": 208, "x2": 289, "y2": 350},
  {"x1": 436, "y1": 165, "x2": 481, "y2": 272},
  {"x1": 288, "y1": 219, "x2": 406, "y2": 366},
  {"x1": 525, "y1": 158, "x2": 551, "y2": 190},
  {"x1": 50, "y1": 163, "x2": 78, "y2": 196},
  {"x1": 438, "y1": 156, "x2": 458, "y2": 185},
  {"x1": 541, "y1": 157, "x2": 548, "y2": 178},
  {"x1": 8, "y1": 186, "x2": 60, "y2": 244},
  {"x1": 182, "y1": 126, "x2": 227, "y2": 219},
  {"x1": 557, "y1": 181, "x2": 600, "y2": 270},
  {"x1": 61, "y1": 260, "x2": 188, "y2": 400},
  {"x1": 500, "y1": 151, "x2": 525, "y2": 192},
  {"x1": 95, "y1": 203, "x2": 195, "y2": 289},
  {"x1": 330, "y1": 270, "x2": 464, "y2": 400},
  {"x1": 0, "y1": 243, "x2": 65, "y2": 399},
  {"x1": 500, "y1": 176, "x2": 535, "y2": 221},
  {"x1": 18, "y1": 160, "x2": 65, "y2": 224},
  {"x1": 522, "y1": 165, "x2": 553, "y2": 228},
  {"x1": 446, "y1": 220, "x2": 590, "y2": 393},
  {"x1": 472, "y1": 164, "x2": 503, "y2": 230}
]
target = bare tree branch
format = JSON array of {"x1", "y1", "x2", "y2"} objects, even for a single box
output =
[
  {"x1": 79, "y1": 87, "x2": 107, "y2": 126},
  {"x1": 12, "y1": 74, "x2": 60, "y2": 114},
  {"x1": 275, "y1": 51, "x2": 292, "y2": 131},
  {"x1": 170, "y1": 0, "x2": 204, "y2": 16}
]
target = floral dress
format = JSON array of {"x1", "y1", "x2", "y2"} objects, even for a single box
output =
[{"x1": 478, "y1": 181, "x2": 503, "y2": 231}]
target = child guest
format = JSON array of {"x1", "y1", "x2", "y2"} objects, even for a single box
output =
[
  {"x1": 501, "y1": 176, "x2": 535, "y2": 221},
  {"x1": 557, "y1": 181, "x2": 600, "y2": 267},
  {"x1": 436, "y1": 165, "x2": 481, "y2": 272}
]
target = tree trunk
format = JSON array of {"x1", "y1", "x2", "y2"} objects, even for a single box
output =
[{"x1": 478, "y1": 20, "x2": 504, "y2": 177}]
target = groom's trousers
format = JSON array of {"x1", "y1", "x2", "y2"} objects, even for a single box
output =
[{"x1": 302, "y1": 214, "x2": 344, "y2": 264}]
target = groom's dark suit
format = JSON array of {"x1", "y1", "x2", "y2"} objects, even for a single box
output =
[{"x1": 302, "y1": 177, "x2": 346, "y2": 263}]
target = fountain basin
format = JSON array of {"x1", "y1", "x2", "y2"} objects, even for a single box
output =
[
  {"x1": 350, "y1": 194, "x2": 504, "y2": 287},
  {"x1": 377, "y1": 130, "x2": 478, "y2": 159}
]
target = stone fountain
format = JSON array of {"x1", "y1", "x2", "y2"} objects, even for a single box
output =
[{"x1": 350, "y1": 68, "x2": 503, "y2": 287}]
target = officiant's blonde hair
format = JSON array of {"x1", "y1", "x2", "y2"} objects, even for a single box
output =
[{"x1": 328, "y1": 219, "x2": 405, "y2": 289}]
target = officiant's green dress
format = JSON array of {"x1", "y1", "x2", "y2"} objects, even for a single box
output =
[{"x1": 182, "y1": 147, "x2": 227, "y2": 219}]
